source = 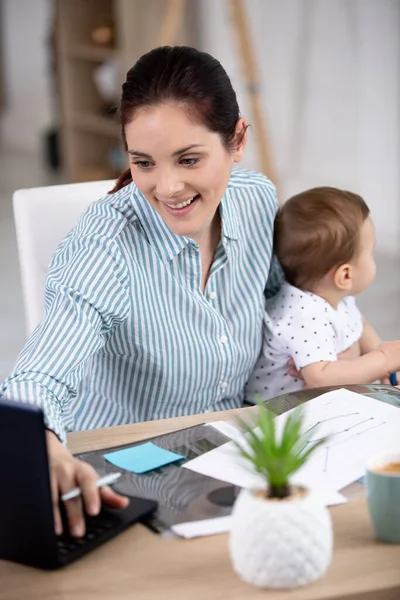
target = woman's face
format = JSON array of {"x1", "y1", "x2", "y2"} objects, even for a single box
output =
[{"x1": 125, "y1": 102, "x2": 246, "y2": 244}]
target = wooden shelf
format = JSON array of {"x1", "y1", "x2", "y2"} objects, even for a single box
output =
[
  {"x1": 64, "y1": 43, "x2": 117, "y2": 62},
  {"x1": 74, "y1": 164, "x2": 118, "y2": 182},
  {"x1": 56, "y1": 0, "x2": 198, "y2": 182},
  {"x1": 69, "y1": 111, "x2": 120, "y2": 137}
]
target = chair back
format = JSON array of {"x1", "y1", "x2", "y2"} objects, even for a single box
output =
[{"x1": 13, "y1": 180, "x2": 114, "y2": 336}]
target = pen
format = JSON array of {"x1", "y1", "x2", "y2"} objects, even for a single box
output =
[
  {"x1": 389, "y1": 372, "x2": 398, "y2": 386},
  {"x1": 61, "y1": 472, "x2": 122, "y2": 502}
]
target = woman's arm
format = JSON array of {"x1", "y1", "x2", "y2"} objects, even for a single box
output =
[
  {"x1": 1, "y1": 229, "x2": 131, "y2": 536},
  {"x1": 1, "y1": 232, "x2": 130, "y2": 442}
]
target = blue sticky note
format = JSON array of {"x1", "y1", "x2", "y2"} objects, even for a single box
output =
[{"x1": 103, "y1": 442, "x2": 185, "y2": 474}]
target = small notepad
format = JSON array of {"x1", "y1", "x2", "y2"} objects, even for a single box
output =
[{"x1": 103, "y1": 442, "x2": 185, "y2": 474}]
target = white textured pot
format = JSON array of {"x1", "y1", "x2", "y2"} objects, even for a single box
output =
[{"x1": 229, "y1": 487, "x2": 333, "y2": 589}]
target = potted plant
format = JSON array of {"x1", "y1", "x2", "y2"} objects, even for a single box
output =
[{"x1": 229, "y1": 399, "x2": 333, "y2": 589}]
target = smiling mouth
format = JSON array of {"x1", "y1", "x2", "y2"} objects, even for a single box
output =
[{"x1": 165, "y1": 194, "x2": 200, "y2": 210}]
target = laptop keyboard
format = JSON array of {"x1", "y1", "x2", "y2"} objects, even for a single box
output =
[
  {"x1": 51, "y1": 496, "x2": 157, "y2": 566},
  {"x1": 57, "y1": 511, "x2": 119, "y2": 557}
]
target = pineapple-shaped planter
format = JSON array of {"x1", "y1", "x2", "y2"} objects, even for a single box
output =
[
  {"x1": 229, "y1": 487, "x2": 332, "y2": 588},
  {"x1": 229, "y1": 398, "x2": 333, "y2": 589}
]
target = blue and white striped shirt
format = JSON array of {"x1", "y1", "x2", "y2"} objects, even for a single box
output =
[{"x1": 1, "y1": 169, "x2": 280, "y2": 443}]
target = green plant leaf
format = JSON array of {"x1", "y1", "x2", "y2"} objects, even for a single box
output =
[
  {"x1": 233, "y1": 398, "x2": 329, "y2": 498},
  {"x1": 281, "y1": 409, "x2": 303, "y2": 454}
]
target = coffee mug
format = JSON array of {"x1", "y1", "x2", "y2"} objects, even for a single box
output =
[{"x1": 365, "y1": 451, "x2": 400, "y2": 543}]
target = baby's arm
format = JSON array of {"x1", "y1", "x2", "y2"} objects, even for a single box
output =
[
  {"x1": 359, "y1": 317, "x2": 394, "y2": 384},
  {"x1": 301, "y1": 341, "x2": 400, "y2": 387},
  {"x1": 359, "y1": 317, "x2": 382, "y2": 354},
  {"x1": 330, "y1": 320, "x2": 381, "y2": 362}
]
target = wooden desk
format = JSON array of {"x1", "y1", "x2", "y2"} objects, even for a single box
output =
[{"x1": 1, "y1": 407, "x2": 400, "y2": 600}]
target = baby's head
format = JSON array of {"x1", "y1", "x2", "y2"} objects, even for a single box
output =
[{"x1": 274, "y1": 187, "x2": 376, "y2": 296}]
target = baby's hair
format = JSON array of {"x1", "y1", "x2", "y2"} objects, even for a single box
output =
[{"x1": 274, "y1": 187, "x2": 370, "y2": 289}]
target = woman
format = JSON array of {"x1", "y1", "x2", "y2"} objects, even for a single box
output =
[{"x1": 1, "y1": 46, "x2": 281, "y2": 536}]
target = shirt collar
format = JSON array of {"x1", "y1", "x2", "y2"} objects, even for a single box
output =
[
  {"x1": 130, "y1": 184, "x2": 239, "y2": 264},
  {"x1": 130, "y1": 185, "x2": 187, "y2": 263},
  {"x1": 219, "y1": 188, "x2": 239, "y2": 241}
]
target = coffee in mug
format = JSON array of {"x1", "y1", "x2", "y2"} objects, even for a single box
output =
[
  {"x1": 366, "y1": 452, "x2": 400, "y2": 544},
  {"x1": 373, "y1": 462, "x2": 400, "y2": 475}
]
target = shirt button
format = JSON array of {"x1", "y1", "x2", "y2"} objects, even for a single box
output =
[
  {"x1": 220, "y1": 381, "x2": 228, "y2": 389},
  {"x1": 220, "y1": 335, "x2": 228, "y2": 344},
  {"x1": 209, "y1": 291, "x2": 217, "y2": 300}
]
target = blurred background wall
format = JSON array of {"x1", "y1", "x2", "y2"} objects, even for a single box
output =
[
  {"x1": 198, "y1": 0, "x2": 400, "y2": 254},
  {"x1": 0, "y1": 0, "x2": 399, "y2": 378},
  {"x1": 1, "y1": 0, "x2": 399, "y2": 250},
  {"x1": 1, "y1": 0, "x2": 53, "y2": 152}
]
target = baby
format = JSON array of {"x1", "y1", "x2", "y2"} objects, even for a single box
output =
[{"x1": 246, "y1": 187, "x2": 400, "y2": 401}]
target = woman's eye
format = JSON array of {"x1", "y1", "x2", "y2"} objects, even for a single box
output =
[
  {"x1": 133, "y1": 161, "x2": 152, "y2": 169},
  {"x1": 180, "y1": 157, "x2": 199, "y2": 166}
]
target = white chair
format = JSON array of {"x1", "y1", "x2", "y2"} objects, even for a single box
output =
[{"x1": 13, "y1": 179, "x2": 115, "y2": 337}]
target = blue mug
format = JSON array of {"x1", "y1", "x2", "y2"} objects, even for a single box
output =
[{"x1": 366, "y1": 451, "x2": 400, "y2": 544}]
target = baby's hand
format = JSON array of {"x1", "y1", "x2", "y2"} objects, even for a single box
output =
[
  {"x1": 288, "y1": 358, "x2": 301, "y2": 379},
  {"x1": 287, "y1": 359, "x2": 309, "y2": 387},
  {"x1": 378, "y1": 341, "x2": 400, "y2": 374}
]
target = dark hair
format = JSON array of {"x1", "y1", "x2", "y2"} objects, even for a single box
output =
[
  {"x1": 274, "y1": 187, "x2": 370, "y2": 289},
  {"x1": 110, "y1": 46, "x2": 244, "y2": 193}
]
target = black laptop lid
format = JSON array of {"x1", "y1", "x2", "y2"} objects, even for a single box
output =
[{"x1": 0, "y1": 399, "x2": 57, "y2": 566}]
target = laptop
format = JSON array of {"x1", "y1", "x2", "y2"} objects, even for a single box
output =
[{"x1": 0, "y1": 399, "x2": 158, "y2": 570}]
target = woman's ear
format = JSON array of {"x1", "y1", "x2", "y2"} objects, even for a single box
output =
[
  {"x1": 233, "y1": 117, "x2": 248, "y2": 163},
  {"x1": 334, "y1": 264, "x2": 352, "y2": 291}
]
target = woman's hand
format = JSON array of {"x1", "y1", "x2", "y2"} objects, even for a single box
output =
[{"x1": 46, "y1": 430, "x2": 129, "y2": 537}]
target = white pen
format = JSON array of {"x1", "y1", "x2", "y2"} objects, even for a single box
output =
[{"x1": 61, "y1": 472, "x2": 122, "y2": 502}]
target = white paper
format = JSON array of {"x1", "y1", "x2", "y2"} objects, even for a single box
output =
[
  {"x1": 281, "y1": 389, "x2": 400, "y2": 492},
  {"x1": 171, "y1": 516, "x2": 232, "y2": 538},
  {"x1": 207, "y1": 420, "x2": 243, "y2": 442},
  {"x1": 184, "y1": 440, "x2": 345, "y2": 506},
  {"x1": 171, "y1": 491, "x2": 346, "y2": 539},
  {"x1": 184, "y1": 389, "x2": 400, "y2": 499},
  {"x1": 309, "y1": 489, "x2": 347, "y2": 506}
]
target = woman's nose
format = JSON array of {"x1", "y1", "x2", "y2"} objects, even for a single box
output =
[{"x1": 155, "y1": 170, "x2": 185, "y2": 199}]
